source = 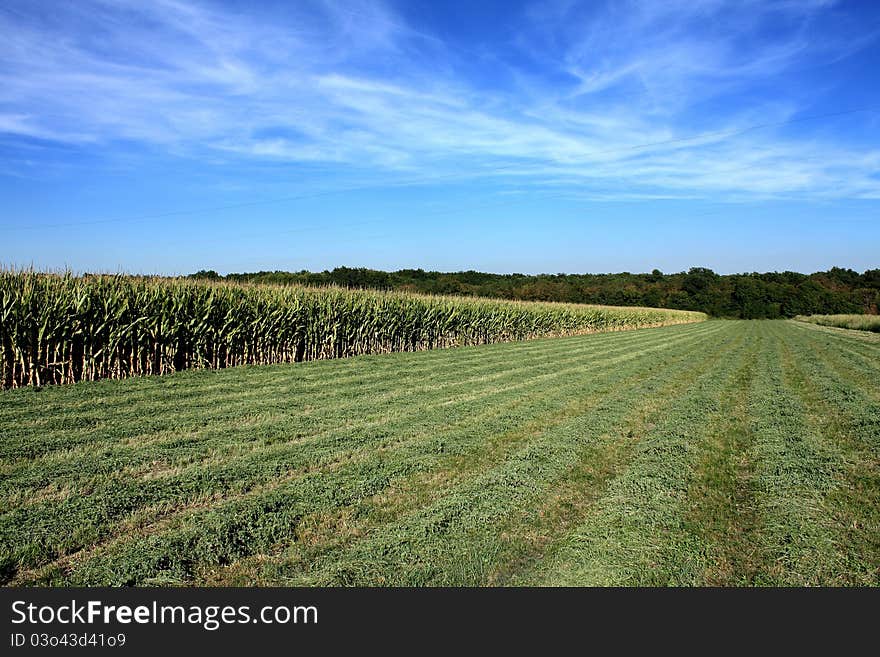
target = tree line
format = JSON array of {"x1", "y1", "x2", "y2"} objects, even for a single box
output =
[{"x1": 189, "y1": 266, "x2": 880, "y2": 319}]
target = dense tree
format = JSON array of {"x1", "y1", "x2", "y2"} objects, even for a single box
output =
[
  {"x1": 188, "y1": 269, "x2": 221, "y2": 280},
  {"x1": 190, "y1": 266, "x2": 880, "y2": 318}
]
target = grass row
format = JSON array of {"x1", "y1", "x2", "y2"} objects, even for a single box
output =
[
  {"x1": 522, "y1": 321, "x2": 879, "y2": 585},
  {"x1": 3, "y1": 322, "x2": 722, "y2": 583},
  {"x1": 2, "y1": 320, "x2": 877, "y2": 585}
]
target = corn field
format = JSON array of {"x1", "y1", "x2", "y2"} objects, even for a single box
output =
[
  {"x1": 794, "y1": 314, "x2": 880, "y2": 333},
  {"x1": 0, "y1": 270, "x2": 705, "y2": 388}
]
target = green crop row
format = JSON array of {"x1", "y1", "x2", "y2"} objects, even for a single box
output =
[
  {"x1": 0, "y1": 270, "x2": 705, "y2": 388},
  {"x1": 794, "y1": 314, "x2": 880, "y2": 333}
]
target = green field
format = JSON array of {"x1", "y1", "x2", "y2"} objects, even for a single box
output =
[
  {"x1": 1, "y1": 319, "x2": 878, "y2": 586},
  {"x1": 795, "y1": 314, "x2": 880, "y2": 333},
  {"x1": 0, "y1": 271, "x2": 702, "y2": 388}
]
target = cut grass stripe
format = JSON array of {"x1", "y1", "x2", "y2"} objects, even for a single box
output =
[
  {"x1": 12, "y1": 324, "x2": 726, "y2": 585},
  {"x1": 785, "y1": 327, "x2": 880, "y2": 453},
  {"x1": 775, "y1": 330, "x2": 879, "y2": 585},
  {"x1": 1, "y1": 323, "x2": 722, "y2": 463},
  {"x1": 2, "y1": 324, "x2": 721, "y2": 482},
  {"x1": 211, "y1": 324, "x2": 746, "y2": 586},
  {"x1": 678, "y1": 335, "x2": 760, "y2": 585},
  {"x1": 740, "y1": 322, "x2": 847, "y2": 585},
  {"x1": 518, "y1": 324, "x2": 756, "y2": 586},
  {"x1": 5, "y1": 324, "x2": 720, "y2": 582},
  {"x1": 1, "y1": 325, "x2": 718, "y2": 512},
  {"x1": 4, "y1": 320, "x2": 877, "y2": 587}
]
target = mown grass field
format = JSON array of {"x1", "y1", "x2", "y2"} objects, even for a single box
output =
[{"x1": 1, "y1": 319, "x2": 877, "y2": 586}]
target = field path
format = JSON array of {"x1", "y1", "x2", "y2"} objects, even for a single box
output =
[{"x1": 1, "y1": 320, "x2": 877, "y2": 585}]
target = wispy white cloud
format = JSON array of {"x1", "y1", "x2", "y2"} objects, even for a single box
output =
[{"x1": 0, "y1": 0, "x2": 878, "y2": 199}]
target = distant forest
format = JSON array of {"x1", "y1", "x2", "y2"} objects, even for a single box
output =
[{"x1": 189, "y1": 266, "x2": 880, "y2": 319}]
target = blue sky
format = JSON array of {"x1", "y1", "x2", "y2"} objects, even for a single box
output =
[{"x1": 2, "y1": 0, "x2": 879, "y2": 275}]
